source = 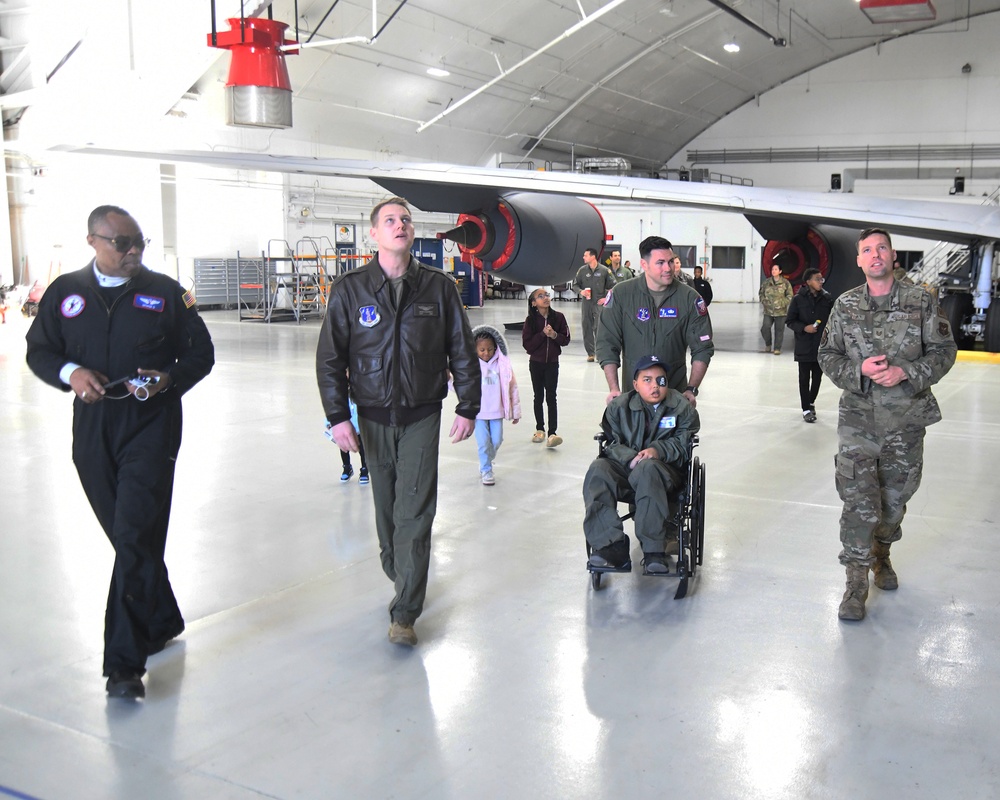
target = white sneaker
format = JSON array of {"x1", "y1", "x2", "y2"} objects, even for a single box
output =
[
  {"x1": 546, "y1": 435, "x2": 563, "y2": 448},
  {"x1": 531, "y1": 430, "x2": 545, "y2": 443},
  {"x1": 481, "y1": 471, "x2": 495, "y2": 485}
]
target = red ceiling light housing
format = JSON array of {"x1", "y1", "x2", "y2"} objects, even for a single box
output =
[
  {"x1": 208, "y1": 18, "x2": 298, "y2": 129},
  {"x1": 859, "y1": 0, "x2": 936, "y2": 23}
]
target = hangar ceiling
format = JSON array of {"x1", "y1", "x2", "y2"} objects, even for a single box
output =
[{"x1": 4, "y1": 1, "x2": 1000, "y2": 172}]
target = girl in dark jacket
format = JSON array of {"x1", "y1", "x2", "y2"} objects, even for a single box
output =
[
  {"x1": 522, "y1": 288, "x2": 571, "y2": 447},
  {"x1": 785, "y1": 267, "x2": 834, "y2": 422}
]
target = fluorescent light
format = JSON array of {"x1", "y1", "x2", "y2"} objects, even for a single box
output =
[
  {"x1": 426, "y1": 67, "x2": 450, "y2": 77},
  {"x1": 724, "y1": 42, "x2": 740, "y2": 53}
]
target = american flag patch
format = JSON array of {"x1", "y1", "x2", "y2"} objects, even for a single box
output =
[{"x1": 182, "y1": 290, "x2": 197, "y2": 309}]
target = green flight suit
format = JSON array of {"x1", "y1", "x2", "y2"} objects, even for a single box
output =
[
  {"x1": 583, "y1": 388, "x2": 700, "y2": 552},
  {"x1": 596, "y1": 277, "x2": 714, "y2": 393}
]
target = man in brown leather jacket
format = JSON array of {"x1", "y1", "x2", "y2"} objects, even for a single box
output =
[{"x1": 316, "y1": 197, "x2": 480, "y2": 647}]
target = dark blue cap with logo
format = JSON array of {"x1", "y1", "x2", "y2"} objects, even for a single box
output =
[{"x1": 633, "y1": 354, "x2": 669, "y2": 381}]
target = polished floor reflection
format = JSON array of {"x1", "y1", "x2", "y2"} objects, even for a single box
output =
[{"x1": 1, "y1": 300, "x2": 998, "y2": 800}]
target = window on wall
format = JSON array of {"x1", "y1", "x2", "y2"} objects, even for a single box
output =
[
  {"x1": 674, "y1": 245, "x2": 697, "y2": 269},
  {"x1": 712, "y1": 246, "x2": 745, "y2": 269}
]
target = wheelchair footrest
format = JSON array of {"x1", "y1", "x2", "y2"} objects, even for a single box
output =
[{"x1": 587, "y1": 561, "x2": 632, "y2": 574}]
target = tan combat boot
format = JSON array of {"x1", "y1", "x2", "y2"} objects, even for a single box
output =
[
  {"x1": 871, "y1": 540, "x2": 898, "y2": 590},
  {"x1": 838, "y1": 563, "x2": 870, "y2": 621}
]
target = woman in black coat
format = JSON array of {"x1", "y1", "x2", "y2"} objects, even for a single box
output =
[{"x1": 785, "y1": 267, "x2": 834, "y2": 423}]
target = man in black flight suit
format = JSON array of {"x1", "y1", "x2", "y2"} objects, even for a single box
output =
[{"x1": 25, "y1": 205, "x2": 215, "y2": 699}]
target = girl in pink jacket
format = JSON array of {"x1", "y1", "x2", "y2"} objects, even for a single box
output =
[{"x1": 472, "y1": 324, "x2": 521, "y2": 485}]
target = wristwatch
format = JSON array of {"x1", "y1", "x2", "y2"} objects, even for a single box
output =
[{"x1": 685, "y1": 385, "x2": 699, "y2": 397}]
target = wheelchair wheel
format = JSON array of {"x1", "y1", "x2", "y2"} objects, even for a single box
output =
[
  {"x1": 692, "y1": 457, "x2": 706, "y2": 566},
  {"x1": 591, "y1": 571, "x2": 602, "y2": 590}
]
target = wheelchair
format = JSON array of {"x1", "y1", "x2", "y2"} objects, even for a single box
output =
[{"x1": 586, "y1": 432, "x2": 706, "y2": 599}]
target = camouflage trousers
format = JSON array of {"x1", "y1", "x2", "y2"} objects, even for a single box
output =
[{"x1": 834, "y1": 423, "x2": 925, "y2": 566}]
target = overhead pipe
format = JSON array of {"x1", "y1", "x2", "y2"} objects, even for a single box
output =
[
  {"x1": 416, "y1": 0, "x2": 630, "y2": 133},
  {"x1": 702, "y1": 0, "x2": 787, "y2": 46},
  {"x1": 284, "y1": 0, "x2": 409, "y2": 51}
]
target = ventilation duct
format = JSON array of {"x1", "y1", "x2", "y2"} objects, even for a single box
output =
[{"x1": 208, "y1": 17, "x2": 297, "y2": 129}]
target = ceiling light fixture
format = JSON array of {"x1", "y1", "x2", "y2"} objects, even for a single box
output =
[
  {"x1": 427, "y1": 67, "x2": 450, "y2": 77},
  {"x1": 859, "y1": 0, "x2": 937, "y2": 23},
  {"x1": 724, "y1": 41, "x2": 740, "y2": 53}
]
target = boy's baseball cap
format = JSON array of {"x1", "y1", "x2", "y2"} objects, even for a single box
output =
[{"x1": 633, "y1": 354, "x2": 669, "y2": 380}]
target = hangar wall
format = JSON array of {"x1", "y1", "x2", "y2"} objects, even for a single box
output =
[{"x1": 673, "y1": 12, "x2": 1000, "y2": 200}]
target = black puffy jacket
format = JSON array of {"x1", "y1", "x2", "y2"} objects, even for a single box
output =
[
  {"x1": 785, "y1": 285, "x2": 834, "y2": 362},
  {"x1": 317, "y1": 256, "x2": 480, "y2": 427}
]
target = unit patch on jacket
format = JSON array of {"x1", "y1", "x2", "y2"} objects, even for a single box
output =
[
  {"x1": 359, "y1": 305, "x2": 381, "y2": 327},
  {"x1": 636, "y1": 307, "x2": 650, "y2": 322},
  {"x1": 659, "y1": 416, "x2": 677, "y2": 429},
  {"x1": 134, "y1": 295, "x2": 165, "y2": 312},
  {"x1": 414, "y1": 303, "x2": 439, "y2": 317},
  {"x1": 61, "y1": 295, "x2": 85, "y2": 318},
  {"x1": 658, "y1": 307, "x2": 678, "y2": 318}
]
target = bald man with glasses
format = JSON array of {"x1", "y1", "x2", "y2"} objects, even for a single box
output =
[{"x1": 26, "y1": 204, "x2": 215, "y2": 699}]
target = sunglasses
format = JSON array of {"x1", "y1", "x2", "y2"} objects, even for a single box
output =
[{"x1": 92, "y1": 233, "x2": 150, "y2": 253}]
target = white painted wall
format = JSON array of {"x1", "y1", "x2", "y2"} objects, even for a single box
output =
[
  {"x1": 672, "y1": 12, "x2": 1000, "y2": 200},
  {"x1": 595, "y1": 203, "x2": 763, "y2": 303}
]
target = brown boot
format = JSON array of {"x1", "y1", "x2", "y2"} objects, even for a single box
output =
[
  {"x1": 871, "y1": 540, "x2": 898, "y2": 590},
  {"x1": 838, "y1": 563, "x2": 869, "y2": 621}
]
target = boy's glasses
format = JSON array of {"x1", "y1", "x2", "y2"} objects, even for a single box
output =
[{"x1": 92, "y1": 234, "x2": 150, "y2": 253}]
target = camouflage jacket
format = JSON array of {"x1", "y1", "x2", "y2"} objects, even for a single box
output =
[
  {"x1": 759, "y1": 276, "x2": 794, "y2": 316},
  {"x1": 817, "y1": 281, "x2": 956, "y2": 432}
]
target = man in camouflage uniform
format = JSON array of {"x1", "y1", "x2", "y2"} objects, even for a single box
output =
[
  {"x1": 818, "y1": 228, "x2": 956, "y2": 621},
  {"x1": 597, "y1": 236, "x2": 714, "y2": 407},
  {"x1": 759, "y1": 263, "x2": 794, "y2": 354},
  {"x1": 574, "y1": 247, "x2": 616, "y2": 362}
]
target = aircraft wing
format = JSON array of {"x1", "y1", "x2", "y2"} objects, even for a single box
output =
[{"x1": 51, "y1": 146, "x2": 1000, "y2": 244}]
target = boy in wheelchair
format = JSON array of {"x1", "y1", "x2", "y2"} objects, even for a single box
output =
[{"x1": 584, "y1": 354, "x2": 700, "y2": 574}]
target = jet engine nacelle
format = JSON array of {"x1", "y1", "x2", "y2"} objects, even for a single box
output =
[
  {"x1": 751, "y1": 217, "x2": 864, "y2": 298},
  {"x1": 370, "y1": 176, "x2": 607, "y2": 286},
  {"x1": 437, "y1": 192, "x2": 606, "y2": 285}
]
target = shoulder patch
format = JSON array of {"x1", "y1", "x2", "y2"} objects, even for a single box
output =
[
  {"x1": 182, "y1": 290, "x2": 197, "y2": 309},
  {"x1": 60, "y1": 294, "x2": 86, "y2": 318},
  {"x1": 604, "y1": 288, "x2": 613, "y2": 308},
  {"x1": 696, "y1": 297, "x2": 708, "y2": 317}
]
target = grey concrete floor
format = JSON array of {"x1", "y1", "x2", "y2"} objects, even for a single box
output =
[{"x1": 1, "y1": 299, "x2": 998, "y2": 800}]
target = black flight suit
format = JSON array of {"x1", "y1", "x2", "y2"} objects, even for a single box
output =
[{"x1": 26, "y1": 263, "x2": 214, "y2": 677}]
